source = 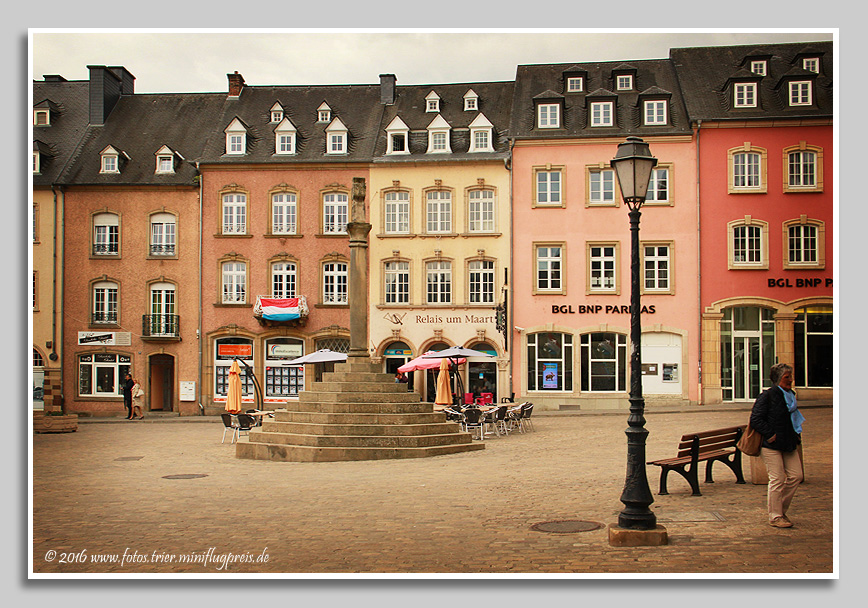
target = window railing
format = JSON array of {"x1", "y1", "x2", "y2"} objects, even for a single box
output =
[
  {"x1": 149, "y1": 244, "x2": 176, "y2": 256},
  {"x1": 92, "y1": 311, "x2": 118, "y2": 324},
  {"x1": 142, "y1": 314, "x2": 180, "y2": 337},
  {"x1": 93, "y1": 243, "x2": 119, "y2": 255}
]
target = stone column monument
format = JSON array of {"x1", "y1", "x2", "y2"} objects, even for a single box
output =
[{"x1": 346, "y1": 177, "x2": 372, "y2": 360}]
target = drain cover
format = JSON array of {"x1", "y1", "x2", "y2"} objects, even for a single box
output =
[
  {"x1": 162, "y1": 474, "x2": 208, "y2": 480},
  {"x1": 531, "y1": 520, "x2": 603, "y2": 534},
  {"x1": 115, "y1": 456, "x2": 144, "y2": 461}
]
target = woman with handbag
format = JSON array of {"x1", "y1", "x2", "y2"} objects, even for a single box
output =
[
  {"x1": 749, "y1": 363, "x2": 805, "y2": 528},
  {"x1": 131, "y1": 378, "x2": 145, "y2": 420}
]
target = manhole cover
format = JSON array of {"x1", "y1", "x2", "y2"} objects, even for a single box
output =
[
  {"x1": 114, "y1": 456, "x2": 144, "y2": 461},
  {"x1": 531, "y1": 520, "x2": 603, "y2": 534},
  {"x1": 162, "y1": 474, "x2": 208, "y2": 480}
]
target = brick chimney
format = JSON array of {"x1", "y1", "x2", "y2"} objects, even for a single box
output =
[
  {"x1": 380, "y1": 74, "x2": 396, "y2": 105},
  {"x1": 228, "y1": 71, "x2": 245, "y2": 97}
]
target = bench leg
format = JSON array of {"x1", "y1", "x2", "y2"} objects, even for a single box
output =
[
  {"x1": 658, "y1": 468, "x2": 670, "y2": 495},
  {"x1": 686, "y1": 466, "x2": 702, "y2": 496},
  {"x1": 705, "y1": 460, "x2": 716, "y2": 484}
]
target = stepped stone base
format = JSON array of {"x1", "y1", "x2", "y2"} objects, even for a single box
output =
[
  {"x1": 33, "y1": 412, "x2": 78, "y2": 433},
  {"x1": 236, "y1": 357, "x2": 484, "y2": 462}
]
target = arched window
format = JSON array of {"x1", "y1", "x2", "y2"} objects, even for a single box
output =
[{"x1": 92, "y1": 212, "x2": 119, "y2": 256}]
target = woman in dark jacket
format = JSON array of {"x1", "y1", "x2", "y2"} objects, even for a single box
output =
[{"x1": 749, "y1": 362, "x2": 805, "y2": 528}]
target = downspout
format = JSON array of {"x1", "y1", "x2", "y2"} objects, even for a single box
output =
[
  {"x1": 51, "y1": 186, "x2": 63, "y2": 412},
  {"x1": 507, "y1": 139, "x2": 515, "y2": 400},
  {"x1": 196, "y1": 162, "x2": 204, "y2": 415},
  {"x1": 694, "y1": 120, "x2": 702, "y2": 404}
]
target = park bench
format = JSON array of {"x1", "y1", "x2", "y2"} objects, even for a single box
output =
[{"x1": 647, "y1": 426, "x2": 747, "y2": 496}]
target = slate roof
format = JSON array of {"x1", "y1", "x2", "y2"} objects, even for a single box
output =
[
  {"x1": 669, "y1": 41, "x2": 833, "y2": 121},
  {"x1": 32, "y1": 79, "x2": 91, "y2": 186},
  {"x1": 509, "y1": 58, "x2": 692, "y2": 139},
  {"x1": 372, "y1": 81, "x2": 514, "y2": 162}
]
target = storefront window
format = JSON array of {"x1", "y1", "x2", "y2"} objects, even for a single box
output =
[
  {"x1": 214, "y1": 338, "x2": 254, "y2": 398},
  {"x1": 720, "y1": 307, "x2": 776, "y2": 400},
  {"x1": 78, "y1": 353, "x2": 131, "y2": 396},
  {"x1": 580, "y1": 333, "x2": 627, "y2": 392},
  {"x1": 794, "y1": 306, "x2": 833, "y2": 387},
  {"x1": 527, "y1": 332, "x2": 573, "y2": 391},
  {"x1": 265, "y1": 338, "x2": 304, "y2": 399},
  {"x1": 467, "y1": 342, "x2": 497, "y2": 401}
]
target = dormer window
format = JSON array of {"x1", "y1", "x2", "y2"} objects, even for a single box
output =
[
  {"x1": 274, "y1": 118, "x2": 297, "y2": 155},
  {"x1": 468, "y1": 113, "x2": 494, "y2": 153},
  {"x1": 643, "y1": 100, "x2": 668, "y2": 125},
  {"x1": 33, "y1": 151, "x2": 40, "y2": 173},
  {"x1": 463, "y1": 89, "x2": 478, "y2": 111},
  {"x1": 317, "y1": 102, "x2": 331, "y2": 123},
  {"x1": 789, "y1": 81, "x2": 812, "y2": 106},
  {"x1": 426, "y1": 115, "x2": 452, "y2": 153},
  {"x1": 590, "y1": 101, "x2": 614, "y2": 126},
  {"x1": 99, "y1": 145, "x2": 125, "y2": 174},
  {"x1": 325, "y1": 117, "x2": 348, "y2": 155},
  {"x1": 34, "y1": 109, "x2": 50, "y2": 126},
  {"x1": 224, "y1": 118, "x2": 247, "y2": 155},
  {"x1": 566, "y1": 76, "x2": 584, "y2": 92},
  {"x1": 733, "y1": 82, "x2": 757, "y2": 108},
  {"x1": 425, "y1": 91, "x2": 441, "y2": 113},
  {"x1": 537, "y1": 103, "x2": 560, "y2": 129},
  {"x1": 616, "y1": 75, "x2": 633, "y2": 90},
  {"x1": 385, "y1": 116, "x2": 410, "y2": 155},
  {"x1": 750, "y1": 60, "x2": 767, "y2": 76},
  {"x1": 155, "y1": 145, "x2": 178, "y2": 174},
  {"x1": 270, "y1": 102, "x2": 284, "y2": 123},
  {"x1": 802, "y1": 58, "x2": 820, "y2": 73}
]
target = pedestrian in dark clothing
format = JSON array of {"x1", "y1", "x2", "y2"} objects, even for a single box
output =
[
  {"x1": 749, "y1": 362, "x2": 805, "y2": 528},
  {"x1": 122, "y1": 373, "x2": 135, "y2": 420}
]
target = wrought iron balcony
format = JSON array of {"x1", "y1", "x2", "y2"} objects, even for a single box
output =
[
  {"x1": 142, "y1": 314, "x2": 180, "y2": 338},
  {"x1": 92, "y1": 243, "x2": 119, "y2": 255},
  {"x1": 149, "y1": 244, "x2": 176, "y2": 256},
  {"x1": 91, "y1": 311, "x2": 118, "y2": 324}
]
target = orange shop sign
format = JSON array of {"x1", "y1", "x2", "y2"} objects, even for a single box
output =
[{"x1": 217, "y1": 344, "x2": 252, "y2": 358}]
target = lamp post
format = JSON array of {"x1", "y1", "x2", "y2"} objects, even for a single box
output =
[{"x1": 610, "y1": 136, "x2": 660, "y2": 533}]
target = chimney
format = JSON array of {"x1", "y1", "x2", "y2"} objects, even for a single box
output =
[
  {"x1": 228, "y1": 71, "x2": 245, "y2": 97},
  {"x1": 87, "y1": 65, "x2": 126, "y2": 125},
  {"x1": 43, "y1": 75, "x2": 67, "y2": 82},
  {"x1": 379, "y1": 74, "x2": 396, "y2": 105},
  {"x1": 108, "y1": 66, "x2": 136, "y2": 95}
]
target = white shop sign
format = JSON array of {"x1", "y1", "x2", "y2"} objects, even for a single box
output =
[
  {"x1": 179, "y1": 381, "x2": 196, "y2": 402},
  {"x1": 78, "y1": 331, "x2": 132, "y2": 346}
]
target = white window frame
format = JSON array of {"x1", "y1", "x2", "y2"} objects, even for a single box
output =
[
  {"x1": 101, "y1": 153, "x2": 118, "y2": 173},
  {"x1": 149, "y1": 213, "x2": 176, "y2": 256},
  {"x1": 802, "y1": 58, "x2": 820, "y2": 73},
  {"x1": 468, "y1": 259, "x2": 495, "y2": 304},
  {"x1": 642, "y1": 244, "x2": 671, "y2": 293},
  {"x1": 33, "y1": 151, "x2": 40, "y2": 174},
  {"x1": 93, "y1": 213, "x2": 119, "y2": 256},
  {"x1": 425, "y1": 190, "x2": 452, "y2": 234},
  {"x1": 463, "y1": 91, "x2": 478, "y2": 111},
  {"x1": 646, "y1": 167, "x2": 670, "y2": 204},
  {"x1": 34, "y1": 109, "x2": 50, "y2": 126},
  {"x1": 92, "y1": 280, "x2": 119, "y2": 324},
  {"x1": 322, "y1": 192, "x2": 348, "y2": 234},
  {"x1": 77, "y1": 353, "x2": 130, "y2": 397},
  {"x1": 535, "y1": 168, "x2": 562, "y2": 206},
  {"x1": 149, "y1": 282, "x2": 177, "y2": 336},
  {"x1": 734, "y1": 83, "x2": 757, "y2": 108},
  {"x1": 471, "y1": 128, "x2": 492, "y2": 152},
  {"x1": 425, "y1": 91, "x2": 440, "y2": 113},
  {"x1": 222, "y1": 193, "x2": 247, "y2": 234},
  {"x1": 272, "y1": 192, "x2": 297, "y2": 235},
  {"x1": 750, "y1": 60, "x2": 767, "y2": 76},
  {"x1": 789, "y1": 81, "x2": 812, "y2": 106},
  {"x1": 535, "y1": 245, "x2": 563, "y2": 293},
  {"x1": 426, "y1": 260, "x2": 452, "y2": 304},
  {"x1": 221, "y1": 261, "x2": 247, "y2": 304},
  {"x1": 616, "y1": 75, "x2": 633, "y2": 90},
  {"x1": 156, "y1": 155, "x2": 174, "y2": 173},
  {"x1": 643, "y1": 100, "x2": 667, "y2": 125},
  {"x1": 384, "y1": 191, "x2": 410, "y2": 234},
  {"x1": 590, "y1": 101, "x2": 614, "y2": 127},
  {"x1": 537, "y1": 103, "x2": 560, "y2": 129},
  {"x1": 787, "y1": 224, "x2": 818, "y2": 266},
  {"x1": 588, "y1": 244, "x2": 618, "y2": 293},
  {"x1": 728, "y1": 218, "x2": 769, "y2": 270},
  {"x1": 566, "y1": 77, "x2": 583, "y2": 92},
  {"x1": 468, "y1": 189, "x2": 495, "y2": 233},
  {"x1": 588, "y1": 168, "x2": 616, "y2": 205},
  {"x1": 733, "y1": 152, "x2": 762, "y2": 189},
  {"x1": 322, "y1": 261, "x2": 348, "y2": 304},
  {"x1": 788, "y1": 150, "x2": 817, "y2": 188},
  {"x1": 427, "y1": 130, "x2": 450, "y2": 153},
  {"x1": 271, "y1": 261, "x2": 297, "y2": 298},
  {"x1": 384, "y1": 261, "x2": 410, "y2": 304}
]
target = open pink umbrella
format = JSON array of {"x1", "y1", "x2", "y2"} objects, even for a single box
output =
[
  {"x1": 225, "y1": 359, "x2": 242, "y2": 414},
  {"x1": 398, "y1": 351, "x2": 466, "y2": 373}
]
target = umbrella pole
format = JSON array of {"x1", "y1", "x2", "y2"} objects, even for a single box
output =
[{"x1": 237, "y1": 357, "x2": 264, "y2": 411}]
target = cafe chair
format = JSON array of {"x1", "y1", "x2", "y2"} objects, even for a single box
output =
[
  {"x1": 462, "y1": 407, "x2": 484, "y2": 441},
  {"x1": 520, "y1": 403, "x2": 535, "y2": 432},
  {"x1": 246, "y1": 409, "x2": 262, "y2": 427},
  {"x1": 507, "y1": 402, "x2": 529, "y2": 433},
  {"x1": 220, "y1": 413, "x2": 238, "y2": 444},
  {"x1": 463, "y1": 393, "x2": 474, "y2": 406},
  {"x1": 234, "y1": 413, "x2": 256, "y2": 442}
]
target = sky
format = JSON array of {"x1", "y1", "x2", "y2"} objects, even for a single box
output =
[{"x1": 30, "y1": 30, "x2": 836, "y2": 94}]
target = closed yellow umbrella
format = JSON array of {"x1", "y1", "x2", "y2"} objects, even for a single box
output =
[
  {"x1": 225, "y1": 359, "x2": 243, "y2": 414},
  {"x1": 435, "y1": 357, "x2": 452, "y2": 406}
]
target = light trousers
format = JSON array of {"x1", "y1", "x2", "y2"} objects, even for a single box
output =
[{"x1": 760, "y1": 446, "x2": 803, "y2": 521}]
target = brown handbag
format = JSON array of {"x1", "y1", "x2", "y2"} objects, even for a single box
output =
[{"x1": 736, "y1": 423, "x2": 762, "y2": 456}]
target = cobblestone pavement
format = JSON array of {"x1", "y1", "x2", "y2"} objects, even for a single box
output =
[{"x1": 32, "y1": 406, "x2": 834, "y2": 577}]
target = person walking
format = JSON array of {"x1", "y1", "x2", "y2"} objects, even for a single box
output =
[
  {"x1": 131, "y1": 377, "x2": 145, "y2": 420},
  {"x1": 749, "y1": 362, "x2": 805, "y2": 528},
  {"x1": 122, "y1": 373, "x2": 135, "y2": 420}
]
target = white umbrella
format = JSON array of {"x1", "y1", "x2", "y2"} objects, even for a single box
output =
[{"x1": 284, "y1": 349, "x2": 348, "y2": 365}]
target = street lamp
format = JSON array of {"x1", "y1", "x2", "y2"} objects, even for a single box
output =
[{"x1": 610, "y1": 136, "x2": 660, "y2": 534}]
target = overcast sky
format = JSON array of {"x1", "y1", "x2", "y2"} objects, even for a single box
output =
[{"x1": 30, "y1": 30, "x2": 835, "y2": 93}]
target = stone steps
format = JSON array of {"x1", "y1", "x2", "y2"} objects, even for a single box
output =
[{"x1": 236, "y1": 356, "x2": 484, "y2": 462}]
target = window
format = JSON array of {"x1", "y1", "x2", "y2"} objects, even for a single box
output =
[
  {"x1": 426, "y1": 190, "x2": 452, "y2": 233},
  {"x1": 274, "y1": 118, "x2": 297, "y2": 155},
  {"x1": 794, "y1": 307, "x2": 833, "y2": 388},
  {"x1": 426, "y1": 115, "x2": 452, "y2": 153},
  {"x1": 535, "y1": 245, "x2": 563, "y2": 293},
  {"x1": 643, "y1": 100, "x2": 667, "y2": 125},
  {"x1": 566, "y1": 77, "x2": 583, "y2": 92},
  {"x1": 784, "y1": 144, "x2": 823, "y2": 192},
  {"x1": 270, "y1": 103, "x2": 284, "y2": 123},
  {"x1": 93, "y1": 213, "x2": 119, "y2": 256},
  {"x1": 642, "y1": 244, "x2": 671, "y2": 293},
  {"x1": 92, "y1": 280, "x2": 119, "y2": 324},
  {"x1": 426, "y1": 260, "x2": 452, "y2": 304},
  {"x1": 581, "y1": 333, "x2": 627, "y2": 392},
  {"x1": 616, "y1": 75, "x2": 633, "y2": 90},
  {"x1": 463, "y1": 90, "x2": 478, "y2": 111},
  {"x1": 101, "y1": 153, "x2": 118, "y2": 173},
  {"x1": 222, "y1": 193, "x2": 247, "y2": 234},
  {"x1": 535, "y1": 168, "x2": 562, "y2": 206},
  {"x1": 588, "y1": 168, "x2": 616, "y2": 205},
  {"x1": 590, "y1": 101, "x2": 613, "y2": 126},
  {"x1": 33, "y1": 203, "x2": 39, "y2": 243},
  {"x1": 473, "y1": 129, "x2": 489, "y2": 151},
  {"x1": 783, "y1": 217, "x2": 825, "y2": 269},
  {"x1": 527, "y1": 332, "x2": 573, "y2": 392},
  {"x1": 789, "y1": 81, "x2": 812, "y2": 106},
  {"x1": 33, "y1": 151, "x2": 40, "y2": 174},
  {"x1": 157, "y1": 155, "x2": 173, "y2": 173},
  {"x1": 390, "y1": 133, "x2": 406, "y2": 153},
  {"x1": 224, "y1": 118, "x2": 247, "y2": 155},
  {"x1": 750, "y1": 60, "x2": 767, "y2": 76},
  {"x1": 646, "y1": 167, "x2": 670, "y2": 204},
  {"x1": 78, "y1": 353, "x2": 131, "y2": 397},
  {"x1": 271, "y1": 261, "x2": 297, "y2": 298},
  {"x1": 317, "y1": 103, "x2": 331, "y2": 123},
  {"x1": 385, "y1": 116, "x2": 410, "y2": 155},
  {"x1": 469, "y1": 260, "x2": 495, "y2": 304},
  {"x1": 265, "y1": 338, "x2": 304, "y2": 398},
  {"x1": 729, "y1": 145, "x2": 767, "y2": 193},
  {"x1": 214, "y1": 338, "x2": 254, "y2": 398},
  {"x1": 384, "y1": 191, "x2": 410, "y2": 234},
  {"x1": 271, "y1": 192, "x2": 297, "y2": 234},
  {"x1": 430, "y1": 132, "x2": 447, "y2": 151},
  {"x1": 537, "y1": 103, "x2": 560, "y2": 129},
  {"x1": 734, "y1": 83, "x2": 757, "y2": 108},
  {"x1": 326, "y1": 119, "x2": 348, "y2": 154},
  {"x1": 384, "y1": 261, "x2": 409, "y2": 304},
  {"x1": 588, "y1": 244, "x2": 618, "y2": 293},
  {"x1": 802, "y1": 58, "x2": 820, "y2": 73},
  {"x1": 150, "y1": 213, "x2": 176, "y2": 256},
  {"x1": 728, "y1": 218, "x2": 769, "y2": 269},
  {"x1": 32, "y1": 271, "x2": 38, "y2": 310},
  {"x1": 469, "y1": 113, "x2": 494, "y2": 152},
  {"x1": 323, "y1": 261, "x2": 348, "y2": 304},
  {"x1": 221, "y1": 260, "x2": 247, "y2": 304},
  {"x1": 148, "y1": 282, "x2": 177, "y2": 337},
  {"x1": 322, "y1": 192, "x2": 348, "y2": 234},
  {"x1": 468, "y1": 189, "x2": 495, "y2": 232},
  {"x1": 425, "y1": 91, "x2": 440, "y2": 113},
  {"x1": 34, "y1": 109, "x2": 50, "y2": 125}
]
